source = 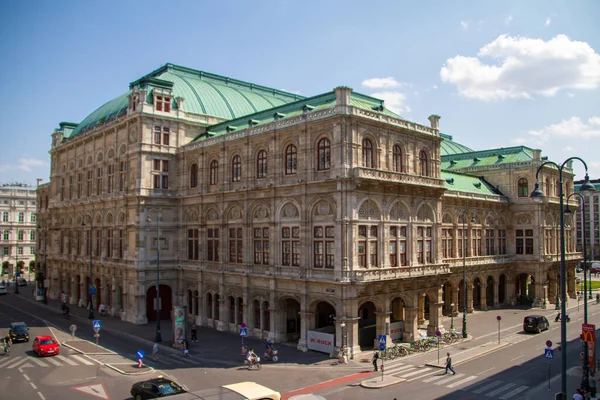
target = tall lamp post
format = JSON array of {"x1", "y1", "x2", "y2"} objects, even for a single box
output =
[
  {"x1": 462, "y1": 212, "x2": 474, "y2": 339},
  {"x1": 450, "y1": 303, "x2": 455, "y2": 331},
  {"x1": 147, "y1": 213, "x2": 162, "y2": 343},
  {"x1": 14, "y1": 229, "x2": 20, "y2": 294},
  {"x1": 82, "y1": 217, "x2": 95, "y2": 319},
  {"x1": 531, "y1": 159, "x2": 595, "y2": 398},
  {"x1": 565, "y1": 192, "x2": 591, "y2": 390}
]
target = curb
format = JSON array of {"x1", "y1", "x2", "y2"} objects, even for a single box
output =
[
  {"x1": 105, "y1": 362, "x2": 155, "y2": 375},
  {"x1": 360, "y1": 376, "x2": 406, "y2": 388}
]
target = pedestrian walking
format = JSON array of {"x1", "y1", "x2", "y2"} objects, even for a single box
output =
[
  {"x1": 372, "y1": 350, "x2": 379, "y2": 372},
  {"x1": 152, "y1": 342, "x2": 159, "y2": 361},
  {"x1": 179, "y1": 341, "x2": 186, "y2": 357},
  {"x1": 191, "y1": 324, "x2": 197, "y2": 342},
  {"x1": 572, "y1": 388, "x2": 584, "y2": 400},
  {"x1": 444, "y1": 352, "x2": 456, "y2": 375}
]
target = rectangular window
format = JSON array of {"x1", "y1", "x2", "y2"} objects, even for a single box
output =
[
  {"x1": 207, "y1": 228, "x2": 220, "y2": 262},
  {"x1": 281, "y1": 226, "x2": 300, "y2": 266},
  {"x1": 69, "y1": 175, "x2": 74, "y2": 200},
  {"x1": 485, "y1": 229, "x2": 495, "y2": 255},
  {"x1": 442, "y1": 228, "x2": 453, "y2": 258},
  {"x1": 155, "y1": 96, "x2": 171, "y2": 112},
  {"x1": 152, "y1": 159, "x2": 169, "y2": 189},
  {"x1": 389, "y1": 226, "x2": 407, "y2": 266},
  {"x1": 525, "y1": 229, "x2": 534, "y2": 254},
  {"x1": 106, "y1": 229, "x2": 113, "y2": 258},
  {"x1": 17, "y1": 247, "x2": 23, "y2": 255},
  {"x1": 358, "y1": 225, "x2": 378, "y2": 267},
  {"x1": 85, "y1": 231, "x2": 91, "y2": 256},
  {"x1": 228, "y1": 228, "x2": 243, "y2": 264},
  {"x1": 96, "y1": 167, "x2": 103, "y2": 195},
  {"x1": 516, "y1": 229, "x2": 524, "y2": 254},
  {"x1": 77, "y1": 173, "x2": 83, "y2": 198},
  {"x1": 188, "y1": 229, "x2": 199, "y2": 260},
  {"x1": 118, "y1": 229, "x2": 124, "y2": 258},
  {"x1": 253, "y1": 227, "x2": 269, "y2": 265},
  {"x1": 2, "y1": 247, "x2": 8, "y2": 256},
  {"x1": 472, "y1": 228, "x2": 482, "y2": 256},
  {"x1": 313, "y1": 225, "x2": 334, "y2": 268},
  {"x1": 95, "y1": 229, "x2": 101, "y2": 256},
  {"x1": 458, "y1": 228, "x2": 467, "y2": 258},
  {"x1": 154, "y1": 126, "x2": 162, "y2": 144},
  {"x1": 119, "y1": 160, "x2": 127, "y2": 192},
  {"x1": 87, "y1": 170, "x2": 93, "y2": 197},
  {"x1": 107, "y1": 164, "x2": 114, "y2": 194},
  {"x1": 497, "y1": 229, "x2": 506, "y2": 255}
]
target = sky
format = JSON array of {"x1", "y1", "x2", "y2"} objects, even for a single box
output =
[{"x1": 0, "y1": 0, "x2": 599, "y2": 185}]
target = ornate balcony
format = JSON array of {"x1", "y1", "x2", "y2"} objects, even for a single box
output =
[
  {"x1": 353, "y1": 167, "x2": 445, "y2": 189},
  {"x1": 349, "y1": 263, "x2": 450, "y2": 282}
]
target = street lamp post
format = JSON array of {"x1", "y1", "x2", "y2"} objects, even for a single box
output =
[
  {"x1": 147, "y1": 213, "x2": 162, "y2": 343},
  {"x1": 566, "y1": 192, "x2": 591, "y2": 390},
  {"x1": 14, "y1": 229, "x2": 20, "y2": 294},
  {"x1": 462, "y1": 212, "x2": 474, "y2": 339},
  {"x1": 82, "y1": 218, "x2": 94, "y2": 319},
  {"x1": 450, "y1": 303, "x2": 455, "y2": 331},
  {"x1": 531, "y1": 159, "x2": 595, "y2": 398}
]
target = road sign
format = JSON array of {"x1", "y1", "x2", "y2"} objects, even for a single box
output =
[
  {"x1": 379, "y1": 343, "x2": 386, "y2": 351},
  {"x1": 583, "y1": 324, "x2": 596, "y2": 342},
  {"x1": 497, "y1": 316, "x2": 502, "y2": 321},
  {"x1": 239, "y1": 327, "x2": 248, "y2": 337},
  {"x1": 89, "y1": 285, "x2": 96, "y2": 295},
  {"x1": 546, "y1": 340, "x2": 553, "y2": 347},
  {"x1": 241, "y1": 322, "x2": 246, "y2": 328},
  {"x1": 136, "y1": 350, "x2": 145, "y2": 360},
  {"x1": 72, "y1": 383, "x2": 110, "y2": 400},
  {"x1": 94, "y1": 328, "x2": 100, "y2": 334},
  {"x1": 544, "y1": 348, "x2": 554, "y2": 360},
  {"x1": 378, "y1": 334, "x2": 386, "y2": 344},
  {"x1": 92, "y1": 320, "x2": 102, "y2": 329}
]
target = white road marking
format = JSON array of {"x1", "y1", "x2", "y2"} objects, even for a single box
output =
[
  {"x1": 498, "y1": 385, "x2": 529, "y2": 399},
  {"x1": 435, "y1": 373, "x2": 465, "y2": 385},
  {"x1": 402, "y1": 368, "x2": 433, "y2": 378},
  {"x1": 423, "y1": 374, "x2": 450, "y2": 383},
  {"x1": 37, "y1": 391, "x2": 45, "y2": 400},
  {"x1": 30, "y1": 357, "x2": 48, "y2": 367},
  {"x1": 71, "y1": 355, "x2": 94, "y2": 365},
  {"x1": 7, "y1": 358, "x2": 28, "y2": 369},
  {"x1": 510, "y1": 355, "x2": 524, "y2": 361},
  {"x1": 30, "y1": 383, "x2": 37, "y2": 389},
  {"x1": 23, "y1": 374, "x2": 30, "y2": 381},
  {"x1": 486, "y1": 383, "x2": 516, "y2": 397},
  {"x1": 57, "y1": 355, "x2": 77, "y2": 366},
  {"x1": 448, "y1": 375, "x2": 479, "y2": 388},
  {"x1": 386, "y1": 364, "x2": 415, "y2": 374},
  {"x1": 45, "y1": 357, "x2": 61, "y2": 366},
  {"x1": 473, "y1": 380, "x2": 504, "y2": 394},
  {"x1": 477, "y1": 367, "x2": 497, "y2": 375}
]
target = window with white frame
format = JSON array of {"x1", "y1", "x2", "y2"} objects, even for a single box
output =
[
  {"x1": 485, "y1": 229, "x2": 495, "y2": 255},
  {"x1": 313, "y1": 226, "x2": 334, "y2": 268},
  {"x1": 17, "y1": 246, "x2": 23, "y2": 255},
  {"x1": 281, "y1": 226, "x2": 299, "y2": 266},
  {"x1": 2, "y1": 247, "x2": 8, "y2": 256},
  {"x1": 18, "y1": 212, "x2": 24, "y2": 222},
  {"x1": 29, "y1": 247, "x2": 35, "y2": 254},
  {"x1": 416, "y1": 226, "x2": 432, "y2": 263},
  {"x1": 17, "y1": 230, "x2": 24, "y2": 240},
  {"x1": 30, "y1": 213, "x2": 35, "y2": 223},
  {"x1": 154, "y1": 126, "x2": 170, "y2": 145},
  {"x1": 253, "y1": 227, "x2": 269, "y2": 265},
  {"x1": 472, "y1": 228, "x2": 482, "y2": 256},
  {"x1": 441, "y1": 228, "x2": 453, "y2": 258},
  {"x1": 30, "y1": 231, "x2": 35, "y2": 241},
  {"x1": 2, "y1": 212, "x2": 8, "y2": 222},
  {"x1": 390, "y1": 226, "x2": 407, "y2": 266},
  {"x1": 155, "y1": 96, "x2": 171, "y2": 112}
]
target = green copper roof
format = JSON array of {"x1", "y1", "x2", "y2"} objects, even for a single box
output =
[
  {"x1": 440, "y1": 133, "x2": 473, "y2": 156},
  {"x1": 195, "y1": 91, "x2": 403, "y2": 141},
  {"x1": 441, "y1": 146, "x2": 534, "y2": 170},
  {"x1": 442, "y1": 171, "x2": 503, "y2": 196},
  {"x1": 67, "y1": 63, "x2": 305, "y2": 138}
]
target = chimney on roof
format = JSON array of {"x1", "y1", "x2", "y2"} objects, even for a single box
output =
[
  {"x1": 428, "y1": 114, "x2": 441, "y2": 131},
  {"x1": 334, "y1": 86, "x2": 352, "y2": 107},
  {"x1": 532, "y1": 150, "x2": 542, "y2": 161},
  {"x1": 36, "y1": 179, "x2": 42, "y2": 187}
]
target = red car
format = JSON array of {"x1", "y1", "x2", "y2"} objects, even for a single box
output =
[{"x1": 32, "y1": 335, "x2": 60, "y2": 356}]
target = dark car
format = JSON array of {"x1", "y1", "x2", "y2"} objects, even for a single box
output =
[
  {"x1": 523, "y1": 315, "x2": 549, "y2": 333},
  {"x1": 9, "y1": 322, "x2": 30, "y2": 342},
  {"x1": 130, "y1": 376, "x2": 186, "y2": 400}
]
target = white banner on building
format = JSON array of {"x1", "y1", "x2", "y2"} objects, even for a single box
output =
[
  {"x1": 390, "y1": 321, "x2": 404, "y2": 341},
  {"x1": 307, "y1": 330, "x2": 335, "y2": 354}
]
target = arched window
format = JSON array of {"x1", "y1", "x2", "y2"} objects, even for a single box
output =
[
  {"x1": 232, "y1": 155, "x2": 242, "y2": 182},
  {"x1": 419, "y1": 150, "x2": 429, "y2": 176},
  {"x1": 285, "y1": 145, "x2": 297, "y2": 175},
  {"x1": 393, "y1": 144, "x2": 403, "y2": 172},
  {"x1": 362, "y1": 139, "x2": 374, "y2": 168},
  {"x1": 209, "y1": 160, "x2": 218, "y2": 185},
  {"x1": 317, "y1": 138, "x2": 331, "y2": 170},
  {"x1": 256, "y1": 150, "x2": 267, "y2": 178},
  {"x1": 518, "y1": 178, "x2": 528, "y2": 197},
  {"x1": 190, "y1": 164, "x2": 198, "y2": 188}
]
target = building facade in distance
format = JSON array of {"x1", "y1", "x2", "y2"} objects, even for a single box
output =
[
  {"x1": 39, "y1": 63, "x2": 583, "y2": 355},
  {"x1": 1, "y1": 183, "x2": 38, "y2": 278},
  {"x1": 575, "y1": 178, "x2": 600, "y2": 262}
]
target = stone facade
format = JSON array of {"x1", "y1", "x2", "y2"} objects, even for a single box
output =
[
  {"x1": 39, "y1": 65, "x2": 582, "y2": 358},
  {"x1": 1, "y1": 183, "x2": 37, "y2": 279}
]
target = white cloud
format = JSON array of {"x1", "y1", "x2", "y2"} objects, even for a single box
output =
[
  {"x1": 460, "y1": 20, "x2": 471, "y2": 30},
  {"x1": 440, "y1": 34, "x2": 600, "y2": 100},
  {"x1": 567, "y1": 92, "x2": 575, "y2": 98},
  {"x1": 361, "y1": 77, "x2": 403, "y2": 89},
  {"x1": 432, "y1": 84, "x2": 438, "y2": 89},
  {"x1": 510, "y1": 138, "x2": 528, "y2": 145},
  {"x1": 505, "y1": 15, "x2": 513, "y2": 25},
  {"x1": 370, "y1": 91, "x2": 411, "y2": 114},
  {"x1": 527, "y1": 116, "x2": 600, "y2": 142},
  {"x1": 545, "y1": 17, "x2": 552, "y2": 26},
  {"x1": 0, "y1": 158, "x2": 47, "y2": 173}
]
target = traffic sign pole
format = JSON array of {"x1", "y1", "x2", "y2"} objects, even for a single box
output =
[
  {"x1": 378, "y1": 334, "x2": 386, "y2": 381},
  {"x1": 546, "y1": 340, "x2": 554, "y2": 391}
]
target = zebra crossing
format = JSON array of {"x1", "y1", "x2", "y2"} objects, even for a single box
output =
[
  {"x1": 0, "y1": 354, "x2": 96, "y2": 369},
  {"x1": 383, "y1": 362, "x2": 529, "y2": 399}
]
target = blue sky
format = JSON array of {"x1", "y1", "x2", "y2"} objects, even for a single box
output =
[{"x1": 1, "y1": 0, "x2": 599, "y2": 185}]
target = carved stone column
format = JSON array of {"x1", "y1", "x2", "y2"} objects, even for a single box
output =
[
  {"x1": 402, "y1": 307, "x2": 419, "y2": 342},
  {"x1": 297, "y1": 311, "x2": 315, "y2": 352},
  {"x1": 480, "y1": 284, "x2": 488, "y2": 311},
  {"x1": 451, "y1": 285, "x2": 459, "y2": 316}
]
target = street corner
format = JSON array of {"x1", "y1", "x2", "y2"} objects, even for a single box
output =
[
  {"x1": 105, "y1": 362, "x2": 155, "y2": 375},
  {"x1": 63, "y1": 340, "x2": 116, "y2": 355},
  {"x1": 360, "y1": 375, "x2": 406, "y2": 389}
]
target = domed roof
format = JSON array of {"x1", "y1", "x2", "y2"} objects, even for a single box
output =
[
  {"x1": 440, "y1": 133, "x2": 473, "y2": 156},
  {"x1": 68, "y1": 63, "x2": 305, "y2": 138}
]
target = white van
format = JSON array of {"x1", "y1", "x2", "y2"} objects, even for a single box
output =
[{"x1": 167, "y1": 382, "x2": 281, "y2": 400}]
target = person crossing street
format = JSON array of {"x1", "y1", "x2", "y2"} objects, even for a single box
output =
[{"x1": 444, "y1": 352, "x2": 456, "y2": 375}]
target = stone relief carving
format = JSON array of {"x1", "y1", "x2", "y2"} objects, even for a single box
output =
[
  {"x1": 208, "y1": 210, "x2": 218, "y2": 221},
  {"x1": 255, "y1": 207, "x2": 267, "y2": 219},
  {"x1": 283, "y1": 203, "x2": 298, "y2": 218},
  {"x1": 230, "y1": 208, "x2": 241, "y2": 220},
  {"x1": 316, "y1": 201, "x2": 330, "y2": 216}
]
